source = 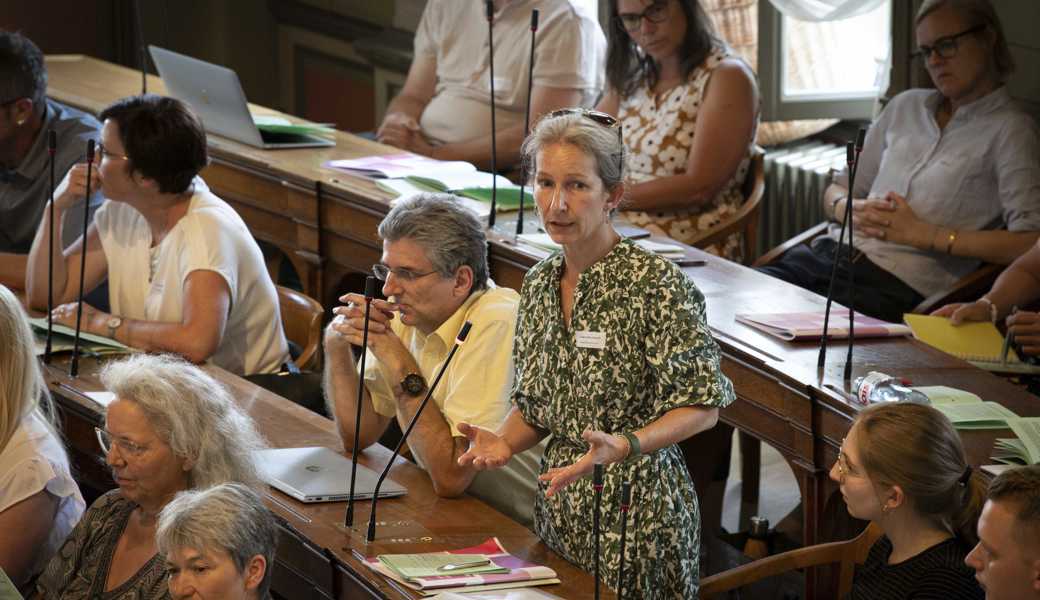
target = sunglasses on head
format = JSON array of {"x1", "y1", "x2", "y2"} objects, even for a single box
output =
[{"x1": 546, "y1": 108, "x2": 620, "y2": 129}]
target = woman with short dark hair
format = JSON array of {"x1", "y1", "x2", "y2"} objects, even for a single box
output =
[{"x1": 24, "y1": 94, "x2": 289, "y2": 375}]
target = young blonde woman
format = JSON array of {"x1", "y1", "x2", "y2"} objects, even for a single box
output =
[{"x1": 833, "y1": 402, "x2": 985, "y2": 599}]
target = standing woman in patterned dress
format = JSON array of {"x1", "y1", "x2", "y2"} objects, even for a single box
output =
[
  {"x1": 597, "y1": 0, "x2": 759, "y2": 261},
  {"x1": 458, "y1": 111, "x2": 735, "y2": 598}
]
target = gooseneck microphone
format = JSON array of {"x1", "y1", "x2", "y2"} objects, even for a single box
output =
[
  {"x1": 366, "y1": 321, "x2": 473, "y2": 542},
  {"x1": 44, "y1": 130, "x2": 57, "y2": 364},
  {"x1": 70, "y1": 140, "x2": 96, "y2": 377},
  {"x1": 817, "y1": 127, "x2": 867, "y2": 380},
  {"x1": 593, "y1": 463, "x2": 604, "y2": 600},
  {"x1": 486, "y1": 0, "x2": 499, "y2": 229},
  {"x1": 345, "y1": 275, "x2": 378, "y2": 528},
  {"x1": 134, "y1": 0, "x2": 147, "y2": 94},
  {"x1": 616, "y1": 480, "x2": 632, "y2": 600},
  {"x1": 515, "y1": 9, "x2": 539, "y2": 237}
]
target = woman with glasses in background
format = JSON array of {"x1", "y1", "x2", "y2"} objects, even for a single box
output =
[
  {"x1": 0, "y1": 284, "x2": 84, "y2": 591},
  {"x1": 758, "y1": 0, "x2": 1040, "y2": 324},
  {"x1": 833, "y1": 402, "x2": 984, "y2": 599},
  {"x1": 23, "y1": 94, "x2": 289, "y2": 376},
  {"x1": 459, "y1": 110, "x2": 735, "y2": 598},
  {"x1": 595, "y1": 0, "x2": 759, "y2": 260},
  {"x1": 35, "y1": 354, "x2": 266, "y2": 600}
]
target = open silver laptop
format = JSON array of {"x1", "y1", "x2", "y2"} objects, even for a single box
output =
[
  {"x1": 148, "y1": 46, "x2": 335, "y2": 150},
  {"x1": 257, "y1": 447, "x2": 407, "y2": 503}
]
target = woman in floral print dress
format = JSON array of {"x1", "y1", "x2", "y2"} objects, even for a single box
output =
[
  {"x1": 458, "y1": 111, "x2": 735, "y2": 598},
  {"x1": 597, "y1": 0, "x2": 759, "y2": 261}
]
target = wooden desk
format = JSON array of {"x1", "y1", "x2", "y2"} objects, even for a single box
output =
[{"x1": 45, "y1": 356, "x2": 612, "y2": 600}]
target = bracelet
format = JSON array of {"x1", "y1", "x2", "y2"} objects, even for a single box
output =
[
  {"x1": 978, "y1": 297, "x2": 999, "y2": 323},
  {"x1": 621, "y1": 431, "x2": 642, "y2": 464},
  {"x1": 945, "y1": 230, "x2": 958, "y2": 254},
  {"x1": 830, "y1": 195, "x2": 845, "y2": 222}
]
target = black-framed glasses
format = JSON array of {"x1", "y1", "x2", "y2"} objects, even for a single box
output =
[
  {"x1": 615, "y1": 0, "x2": 669, "y2": 32},
  {"x1": 95, "y1": 427, "x2": 148, "y2": 457},
  {"x1": 371, "y1": 263, "x2": 439, "y2": 283},
  {"x1": 912, "y1": 24, "x2": 986, "y2": 61},
  {"x1": 97, "y1": 141, "x2": 130, "y2": 161}
]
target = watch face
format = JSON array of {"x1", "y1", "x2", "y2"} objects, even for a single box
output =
[
  {"x1": 107, "y1": 317, "x2": 122, "y2": 328},
  {"x1": 402, "y1": 373, "x2": 426, "y2": 396}
]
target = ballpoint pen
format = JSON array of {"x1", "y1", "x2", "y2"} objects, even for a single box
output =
[
  {"x1": 1000, "y1": 305, "x2": 1019, "y2": 366},
  {"x1": 438, "y1": 558, "x2": 492, "y2": 572}
]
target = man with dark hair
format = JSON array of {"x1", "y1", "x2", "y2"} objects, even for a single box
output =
[
  {"x1": 966, "y1": 464, "x2": 1040, "y2": 599},
  {"x1": 323, "y1": 193, "x2": 540, "y2": 526},
  {"x1": 24, "y1": 94, "x2": 288, "y2": 376},
  {"x1": 0, "y1": 30, "x2": 100, "y2": 288}
]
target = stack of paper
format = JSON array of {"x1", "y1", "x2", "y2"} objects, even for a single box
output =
[
  {"x1": 992, "y1": 418, "x2": 1040, "y2": 465},
  {"x1": 927, "y1": 391, "x2": 1020, "y2": 429},
  {"x1": 903, "y1": 314, "x2": 1040, "y2": 373},
  {"x1": 365, "y1": 538, "x2": 559, "y2": 596},
  {"x1": 30, "y1": 317, "x2": 133, "y2": 358},
  {"x1": 252, "y1": 115, "x2": 335, "y2": 137},
  {"x1": 736, "y1": 310, "x2": 911, "y2": 341}
]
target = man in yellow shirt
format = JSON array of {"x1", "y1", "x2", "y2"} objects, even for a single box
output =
[{"x1": 324, "y1": 193, "x2": 538, "y2": 526}]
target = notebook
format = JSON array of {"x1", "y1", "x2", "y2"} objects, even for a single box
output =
[
  {"x1": 736, "y1": 310, "x2": 911, "y2": 341},
  {"x1": 902, "y1": 314, "x2": 1040, "y2": 373},
  {"x1": 149, "y1": 46, "x2": 335, "y2": 150},
  {"x1": 256, "y1": 446, "x2": 406, "y2": 503}
]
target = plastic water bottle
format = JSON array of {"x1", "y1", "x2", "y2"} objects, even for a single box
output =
[{"x1": 853, "y1": 371, "x2": 931, "y2": 405}]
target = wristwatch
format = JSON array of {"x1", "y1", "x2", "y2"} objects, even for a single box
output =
[
  {"x1": 106, "y1": 316, "x2": 123, "y2": 340},
  {"x1": 400, "y1": 372, "x2": 427, "y2": 397}
]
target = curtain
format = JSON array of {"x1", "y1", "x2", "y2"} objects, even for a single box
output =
[{"x1": 766, "y1": 0, "x2": 885, "y2": 22}]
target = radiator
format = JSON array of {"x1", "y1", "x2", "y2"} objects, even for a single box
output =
[{"x1": 756, "y1": 142, "x2": 846, "y2": 257}]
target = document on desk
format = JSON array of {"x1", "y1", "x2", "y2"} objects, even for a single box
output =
[
  {"x1": 991, "y1": 418, "x2": 1040, "y2": 465},
  {"x1": 931, "y1": 400, "x2": 1020, "y2": 430},
  {"x1": 736, "y1": 310, "x2": 911, "y2": 341},
  {"x1": 29, "y1": 317, "x2": 133, "y2": 357}
]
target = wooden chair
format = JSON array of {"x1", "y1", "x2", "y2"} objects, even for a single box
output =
[
  {"x1": 700, "y1": 523, "x2": 882, "y2": 599},
  {"x1": 276, "y1": 284, "x2": 324, "y2": 371},
  {"x1": 686, "y1": 146, "x2": 766, "y2": 266},
  {"x1": 752, "y1": 221, "x2": 1002, "y2": 314}
]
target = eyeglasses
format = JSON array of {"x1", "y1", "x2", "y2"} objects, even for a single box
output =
[
  {"x1": 97, "y1": 142, "x2": 130, "y2": 161},
  {"x1": 835, "y1": 438, "x2": 858, "y2": 484},
  {"x1": 615, "y1": 0, "x2": 669, "y2": 32},
  {"x1": 96, "y1": 427, "x2": 148, "y2": 457},
  {"x1": 913, "y1": 24, "x2": 986, "y2": 61},
  {"x1": 371, "y1": 263, "x2": 439, "y2": 283}
]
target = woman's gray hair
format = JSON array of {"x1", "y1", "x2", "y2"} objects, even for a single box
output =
[
  {"x1": 916, "y1": 0, "x2": 1015, "y2": 81},
  {"x1": 157, "y1": 483, "x2": 277, "y2": 598},
  {"x1": 378, "y1": 193, "x2": 489, "y2": 291},
  {"x1": 521, "y1": 111, "x2": 627, "y2": 192},
  {"x1": 100, "y1": 354, "x2": 266, "y2": 490}
]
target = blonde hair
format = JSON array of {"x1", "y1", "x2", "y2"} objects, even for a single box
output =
[
  {"x1": 854, "y1": 402, "x2": 986, "y2": 546},
  {"x1": 916, "y1": 0, "x2": 1015, "y2": 81},
  {"x1": 0, "y1": 284, "x2": 56, "y2": 452}
]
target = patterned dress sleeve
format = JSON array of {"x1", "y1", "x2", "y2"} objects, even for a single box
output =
[{"x1": 644, "y1": 259, "x2": 735, "y2": 416}]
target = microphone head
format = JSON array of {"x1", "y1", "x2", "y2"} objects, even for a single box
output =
[
  {"x1": 456, "y1": 321, "x2": 473, "y2": 343},
  {"x1": 855, "y1": 127, "x2": 867, "y2": 151},
  {"x1": 364, "y1": 275, "x2": 377, "y2": 299},
  {"x1": 846, "y1": 141, "x2": 855, "y2": 167},
  {"x1": 593, "y1": 463, "x2": 603, "y2": 486},
  {"x1": 531, "y1": 9, "x2": 539, "y2": 29},
  {"x1": 620, "y1": 480, "x2": 632, "y2": 506},
  {"x1": 86, "y1": 139, "x2": 96, "y2": 162},
  {"x1": 48, "y1": 129, "x2": 57, "y2": 152},
  {"x1": 486, "y1": 0, "x2": 494, "y2": 20}
]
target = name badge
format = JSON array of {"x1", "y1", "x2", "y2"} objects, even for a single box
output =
[{"x1": 575, "y1": 330, "x2": 606, "y2": 350}]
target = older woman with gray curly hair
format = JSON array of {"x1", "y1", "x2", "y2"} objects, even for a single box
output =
[
  {"x1": 35, "y1": 354, "x2": 266, "y2": 600},
  {"x1": 158, "y1": 483, "x2": 277, "y2": 600}
]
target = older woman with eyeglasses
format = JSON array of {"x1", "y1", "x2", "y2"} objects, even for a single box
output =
[
  {"x1": 759, "y1": 0, "x2": 1040, "y2": 324},
  {"x1": 0, "y1": 285, "x2": 84, "y2": 590},
  {"x1": 35, "y1": 354, "x2": 266, "y2": 600},
  {"x1": 595, "y1": 0, "x2": 759, "y2": 260},
  {"x1": 832, "y1": 402, "x2": 984, "y2": 599},
  {"x1": 458, "y1": 110, "x2": 735, "y2": 598}
]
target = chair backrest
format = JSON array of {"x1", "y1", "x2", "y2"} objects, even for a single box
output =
[
  {"x1": 685, "y1": 146, "x2": 766, "y2": 265},
  {"x1": 276, "y1": 284, "x2": 324, "y2": 371},
  {"x1": 700, "y1": 522, "x2": 882, "y2": 599}
]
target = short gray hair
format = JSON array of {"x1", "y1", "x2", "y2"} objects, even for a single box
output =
[
  {"x1": 100, "y1": 354, "x2": 266, "y2": 490},
  {"x1": 157, "y1": 483, "x2": 277, "y2": 598},
  {"x1": 521, "y1": 112, "x2": 627, "y2": 193},
  {"x1": 916, "y1": 0, "x2": 1015, "y2": 81},
  {"x1": 378, "y1": 193, "x2": 489, "y2": 291}
]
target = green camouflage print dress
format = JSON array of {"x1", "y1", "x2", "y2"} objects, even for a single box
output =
[{"x1": 513, "y1": 238, "x2": 735, "y2": 599}]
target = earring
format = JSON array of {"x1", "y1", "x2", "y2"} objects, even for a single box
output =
[{"x1": 16, "y1": 119, "x2": 25, "y2": 126}]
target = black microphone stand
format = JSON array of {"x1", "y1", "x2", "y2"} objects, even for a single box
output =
[
  {"x1": 843, "y1": 128, "x2": 867, "y2": 383},
  {"x1": 485, "y1": 0, "x2": 499, "y2": 229},
  {"x1": 817, "y1": 128, "x2": 867, "y2": 378},
  {"x1": 515, "y1": 9, "x2": 539, "y2": 237},
  {"x1": 366, "y1": 321, "x2": 473, "y2": 542},
  {"x1": 345, "y1": 275, "x2": 378, "y2": 528},
  {"x1": 70, "y1": 140, "x2": 96, "y2": 377},
  {"x1": 592, "y1": 463, "x2": 604, "y2": 600},
  {"x1": 134, "y1": 0, "x2": 147, "y2": 94},
  {"x1": 44, "y1": 130, "x2": 57, "y2": 364},
  {"x1": 616, "y1": 480, "x2": 632, "y2": 600}
]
